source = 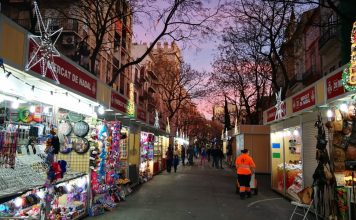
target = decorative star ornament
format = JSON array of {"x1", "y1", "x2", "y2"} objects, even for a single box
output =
[
  {"x1": 275, "y1": 87, "x2": 285, "y2": 120},
  {"x1": 154, "y1": 110, "x2": 160, "y2": 129},
  {"x1": 25, "y1": 1, "x2": 63, "y2": 84}
]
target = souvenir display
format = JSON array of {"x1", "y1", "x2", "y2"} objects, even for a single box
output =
[
  {"x1": 72, "y1": 137, "x2": 90, "y2": 154},
  {"x1": 73, "y1": 121, "x2": 90, "y2": 138},
  {"x1": 58, "y1": 121, "x2": 72, "y2": 136},
  {"x1": 139, "y1": 132, "x2": 154, "y2": 183}
]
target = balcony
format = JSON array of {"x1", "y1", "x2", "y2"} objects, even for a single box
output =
[
  {"x1": 302, "y1": 68, "x2": 322, "y2": 87},
  {"x1": 319, "y1": 25, "x2": 339, "y2": 49},
  {"x1": 15, "y1": 18, "x2": 80, "y2": 35}
]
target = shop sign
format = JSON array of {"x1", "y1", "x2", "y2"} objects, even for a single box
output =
[
  {"x1": 272, "y1": 152, "x2": 280, "y2": 159},
  {"x1": 327, "y1": 71, "x2": 345, "y2": 100},
  {"x1": 267, "y1": 104, "x2": 286, "y2": 122},
  {"x1": 137, "y1": 108, "x2": 146, "y2": 122},
  {"x1": 272, "y1": 143, "x2": 280, "y2": 149},
  {"x1": 111, "y1": 92, "x2": 127, "y2": 113},
  {"x1": 292, "y1": 87, "x2": 315, "y2": 113},
  {"x1": 28, "y1": 40, "x2": 97, "y2": 99}
]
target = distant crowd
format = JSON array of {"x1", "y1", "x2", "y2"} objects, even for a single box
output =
[{"x1": 165, "y1": 142, "x2": 234, "y2": 173}]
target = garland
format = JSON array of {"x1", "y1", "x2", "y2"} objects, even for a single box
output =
[{"x1": 341, "y1": 63, "x2": 356, "y2": 92}]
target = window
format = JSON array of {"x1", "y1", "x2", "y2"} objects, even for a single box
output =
[{"x1": 119, "y1": 74, "x2": 125, "y2": 95}]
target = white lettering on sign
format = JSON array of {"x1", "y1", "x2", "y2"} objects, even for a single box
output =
[{"x1": 52, "y1": 63, "x2": 92, "y2": 90}]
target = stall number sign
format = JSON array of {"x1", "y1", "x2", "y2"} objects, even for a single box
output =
[
  {"x1": 28, "y1": 40, "x2": 97, "y2": 99},
  {"x1": 111, "y1": 92, "x2": 127, "y2": 113},
  {"x1": 327, "y1": 71, "x2": 345, "y2": 100},
  {"x1": 292, "y1": 87, "x2": 315, "y2": 113}
]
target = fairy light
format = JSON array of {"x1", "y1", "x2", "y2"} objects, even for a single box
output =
[
  {"x1": 340, "y1": 103, "x2": 348, "y2": 112},
  {"x1": 11, "y1": 99, "x2": 19, "y2": 109},
  {"x1": 30, "y1": 105, "x2": 36, "y2": 113}
]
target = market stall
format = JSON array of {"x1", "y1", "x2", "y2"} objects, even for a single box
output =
[{"x1": 139, "y1": 131, "x2": 154, "y2": 183}]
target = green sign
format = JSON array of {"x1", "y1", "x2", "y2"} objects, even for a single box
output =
[{"x1": 272, "y1": 152, "x2": 280, "y2": 159}]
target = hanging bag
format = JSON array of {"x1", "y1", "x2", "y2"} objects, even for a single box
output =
[
  {"x1": 333, "y1": 110, "x2": 343, "y2": 132},
  {"x1": 297, "y1": 187, "x2": 313, "y2": 204}
]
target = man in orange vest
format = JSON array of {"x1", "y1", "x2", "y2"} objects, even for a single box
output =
[{"x1": 235, "y1": 149, "x2": 256, "y2": 200}]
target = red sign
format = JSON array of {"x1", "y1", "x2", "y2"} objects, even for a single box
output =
[
  {"x1": 326, "y1": 71, "x2": 345, "y2": 100},
  {"x1": 111, "y1": 92, "x2": 127, "y2": 113},
  {"x1": 292, "y1": 87, "x2": 316, "y2": 113},
  {"x1": 266, "y1": 103, "x2": 286, "y2": 122},
  {"x1": 28, "y1": 40, "x2": 97, "y2": 99},
  {"x1": 137, "y1": 108, "x2": 147, "y2": 122}
]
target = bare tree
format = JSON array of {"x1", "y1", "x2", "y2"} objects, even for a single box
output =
[
  {"x1": 152, "y1": 55, "x2": 206, "y2": 126},
  {"x1": 224, "y1": 0, "x2": 293, "y2": 99},
  {"x1": 211, "y1": 25, "x2": 272, "y2": 124}
]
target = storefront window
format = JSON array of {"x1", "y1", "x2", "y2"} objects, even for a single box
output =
[{"x1": 271, "y1": 126, "x2": 303, "y2": 197}]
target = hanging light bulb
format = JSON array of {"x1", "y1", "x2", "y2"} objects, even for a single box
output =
[
  {"x1": 30, "y1": 105, "x2": 36, "y2": 113},
  {"x1": 98, "y1": 105, "x2": 105, "y2": 115},
  {"x1": 43, "y1": 106, "x2": 49, "y2": 114},
  {"x1": 340, "y1": 103, "x2": 348, "y2": 112},
  {"x1": 14, "y1": 197, "x2": 23, "y2": 208},
  {"x1": 327, "y1": 109, "x2": 333, "y2": 118},
  {"x1": 293, "y1": 129, "x2": 299, "y2": 136},
  {"x1": 11, "y1": 99, "x2": 19, "y2": 109}
]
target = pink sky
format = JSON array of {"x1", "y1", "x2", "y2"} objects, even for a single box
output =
[{"x1": 133, "y1": 4, "x2": 220, "y2": 119}]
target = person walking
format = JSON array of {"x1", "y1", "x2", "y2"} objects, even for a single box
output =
[
  {"x1": 207, "y1": 146, "x2": 211, "y2": 162},
  {"x1": 211, "y1": 146, "x2": 219, "y2": 168},
  {"x1": 194, "y1": 145, "x2": 198, "y2": 159},
  {"x1": 217, "y1": 146, "x2": 224, "y2": 169},
  {"x1": 187, "y1": 145, "x2": 194, "y2": 165},
  {"x1": 235, "y1": 149, "x2": 256, "y2": 200},
  {"x1": 173, "y1": 145, "x2": 180, "y2": 173},
  {"x1": 166, "y1": 146, "x2": 173, "y2": 173},
  {"x1": 200, "y1": 146, "x2": 207, "y2": 166},
  {"x1": 181, "y1": 145, "x2": 186, "y2": 166}
]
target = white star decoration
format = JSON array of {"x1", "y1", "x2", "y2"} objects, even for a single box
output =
[
  {"x1": 154, "y1": 110, "x2": 160, "y2": 129},
  {"x1": 25, "y1": 1, "x2": 63, "y2": 84},
  {"x1": 275, "y1": 87, "x2": 285, "y2": 120}
]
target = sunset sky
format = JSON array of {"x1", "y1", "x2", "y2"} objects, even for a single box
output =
[{"x1": 132, "y1": 4, "x2": 221, "y2": 119}]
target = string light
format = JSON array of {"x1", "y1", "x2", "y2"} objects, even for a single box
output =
[
  {"x1": 11, "y1": 99, "x2": 19, "y2": 109},
  {"x1": 98, "y1": 105, "x2": 105, "y2": 115},
  {"x1": 340, "y1": 103, "x2": 348, "y2": 112},
  {"x1": 30, "y1": 105, "x2": 36, "y2": 113}
]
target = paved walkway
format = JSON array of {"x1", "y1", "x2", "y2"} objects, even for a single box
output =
[{"x1": 90, "y1": 162, "x2": 304, "y2": 220}]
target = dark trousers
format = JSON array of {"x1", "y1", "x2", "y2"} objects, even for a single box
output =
[
  {"x1": 166, "y1": 159, "x2": 172, "y2": 173},
  {"x1": 212, "y1": 156, "x2": 218, "y2": 168},
  {"x1": 238, "y1": 174, "x2": 252, "y2": 198},
  {"x1": 181, "y1": 156, "x2": 185, "y2": 166}
]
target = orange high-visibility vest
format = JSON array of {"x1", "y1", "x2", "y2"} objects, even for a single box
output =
[{"x1": 235, "y1": 154, "x2": 256, "y2": 175}]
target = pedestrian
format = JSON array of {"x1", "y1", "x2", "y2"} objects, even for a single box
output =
[
  {"x1": 217, "y1": 146, "x2": 224, "y2": 169},
  {"x1": 181, "y1": 145, "x2": 186, "y2": 166},
  {"x1": 173, "y1": 145, "x2": 180, "y2": 173},
  {"x1": 235, "y1": 149, "x2": 256, "y2": 200},
  {"x1": 194, "y1": 145, "x2": 198, "y2": 159},
  {"x1": 166, "y1": 146, "x2": 173, "y2": 173},
  {"x1": 211, "y1": 146, "x2": 219, "y2": 168},
  {"x1": 200, "y1": 146, "x2": 207, "y2": 165},
  {"x1": 207, "y1": 146, "x2": 211, "y2": 162},
  {"x1": 187, "y1": 145, "x2": 194, "y2": 165}
]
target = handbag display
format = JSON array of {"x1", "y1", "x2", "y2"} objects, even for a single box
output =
[
  {"x1": 346, "y1": 143, "x2": 356, "y2": 160},
  {"x1": 297, "y1": 187, "x2": 313, "y2": 204},
  {"x1": 334, "y1": 161, "x2": 345, "y2": 172},
  {"x1": 333, "y1": 110, "x2": 343, "y2": 132},
  {"x1": 333, "y1": 147, "x2": 346, "y2": 162}
]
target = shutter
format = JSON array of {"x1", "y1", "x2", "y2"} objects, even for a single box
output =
[{"x1": 302, "y1": 111, "x2": 329, "y2": 187}]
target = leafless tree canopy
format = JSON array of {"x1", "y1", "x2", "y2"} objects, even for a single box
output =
[{"x1": 152, "y1": 55, "x2": 207, "y2": 122}]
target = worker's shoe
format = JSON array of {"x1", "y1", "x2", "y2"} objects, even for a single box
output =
[
  {"x1": 240, "y1": 192, "x2": 246, "y2": 200},
  {"x1": 246, "y1": 192, "x2": 252, "y2": 198}
]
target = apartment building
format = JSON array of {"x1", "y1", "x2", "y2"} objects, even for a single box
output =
[
  {"x1": 279, "y1": 1, "x2": 356, "y2": 98},
  {"x1": 2, "y1": 0, "x2": 133, "y2": 99}
]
